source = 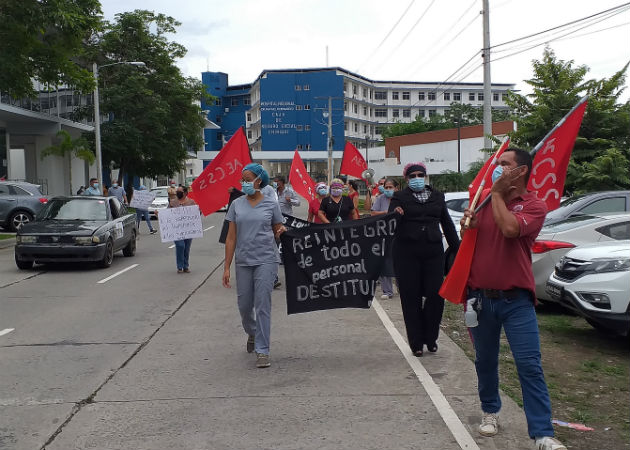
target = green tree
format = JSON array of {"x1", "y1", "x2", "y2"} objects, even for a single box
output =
[
  {"x1": 578, "y1": 148, "x2": 630, "y2": 193},
  {"x1": 88, "y1": 10, "x2": 208, "y2": 185},
  {"x1": 505, "y1": 48, "x2": 630, "y2": 193},
  {"x1": 41, "y1": 130, "x2": 95, "y2": 195},
  {"x1": 0, "y1": 0, "x2": 102, "y2": 98}
]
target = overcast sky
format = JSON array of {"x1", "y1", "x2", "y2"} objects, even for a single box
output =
[{"x1": 99, "y1": 0, "x2": 630, "y2": 100}]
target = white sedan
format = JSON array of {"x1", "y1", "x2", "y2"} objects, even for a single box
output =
[
  {"x1": 148, "y1": 186, "x2": 170, "y2": 219},
  {"x1": 532, "y1": 213, "x2": 630, "y2": 303}
]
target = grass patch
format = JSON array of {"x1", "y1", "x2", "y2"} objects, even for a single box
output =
[{"x1": 0, "y1": 233, "x2": 15, "y2": 240}]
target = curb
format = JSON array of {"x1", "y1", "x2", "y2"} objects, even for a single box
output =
[{"x1": 0, "y1": 237, "x2": 16, "y2": 250}]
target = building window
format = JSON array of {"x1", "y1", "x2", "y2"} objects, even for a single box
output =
[
  {"x1": 469, "y1": 92, "x2": 475, "y2": 101},
  {"x1": 392, "y1": 109, "x2": 400, "y2": 118},
  {"x1": 304, "y1": 104, "x2": 311, "y2": 110},
  {"x1": 297, "y1": 125, "x2": 303, "y2": 131},
  {"x1": 352, "y1": 84, "x2": 357, "y2": 95},
  {"x1": 428, "y1": 92, "x2": 436, "y2": 101},
  {"x1": 363, "y1": 125, "x2": 367, "y2": 133},
  {"x1": 453, "y1": 92, "x2": 461, "y2": 101},
  {"x1": 296, "y1": 105, "x2": 302, "y2": 110},
  {"x1": 303, "y1": 84, "x2": 310, "y2": 90},
  {"x1": 403, "y1": 109, "x2": 411, "y2": 118},
  {"x1": 297, "y1": 144, "x2": 303, "y2": 150},
  {"x1": 231, "y1": 98, "x2": 239, "y2": 106},
  {"x1": 216, "y1": 132, "x2": 223, "y2": 141},
  {"x1": 375, "y1": 126, "x2": 383, "y2": 135},
  {"x1": 375, "y1": 91, "x2": 387, "y2": 100},
  {"x1": 502, "y1": 93, "x2": 508, "y2": 101},
  {"x1": 493, "y1": 92, "x2": 499, "y2": 101},
  {"x1": 344, "y1": 83, "x2": 347, "y2": 92},
  {"x1": 375, "y1": 108, "x2": 387, "y2": 117},
  {"x1": 344, "y1": 102, "x2": 348, "y2": 112},
  {"x1": 306, "y1": 144, "x2": 311, "y2": 150},
  {"x1": 363, "y1": 88, "x2": 367, "y2": 97},
  {"x1": 418, "y1": 109, "x2": 425, "y2": 118},
  {"x1": 402, "y1": 91, "x2": 410, "y2": 100},
  {"x1": 295, "y1": 85, "x2": 301, "y2": 91},
  {"x1": 392, "y1": 91, "x2": 399, "y2": 100},
  {"x1": 443, "y1": 92, "x2": 450, "y2": 101},
  {"x1": 246, "y1": 112, "x2": 251, "y2": 121},
  {"x1": 215, "y1": 98, "x2": 221, "y2": 106},
  {"x1": 344, "y1": 121, "x2": 348, "y2": 131},
  {"x1": 215, "y1": 116, "x2": 222, "y2": 124},
  {"x1": 247, "y1": 130, "x2": 252, "y2": 139},
  {"x1": 478, "y1": 93, "x2": 484, "y2": 101},
  {"x1": 428, "y1": 110, "x2": 436, "y2": 117},
  {"x1": 354, "y1": 123, "x2": 358, "y2": 132},
  {"x1": 363, "y1": 106, "x2": 367, "y2": 116},
  {"x1": 244, "y1": 96, "x2": 251, "y2": 105},
  {"x1": 418, "y1": 91, "x2": 425, "y2": 100},
  {"x1": 353, "y1": 103, "x2": 358, "y2": 113},
  {"x1": 305, "y1": 125, "x2": 311, "y2": 131}
]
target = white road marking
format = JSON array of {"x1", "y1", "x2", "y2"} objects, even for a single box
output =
[
  {"x1": 0, "y1": 328, "x2": 15, "y2": 337},
  {"x1": 168, "y1": 244, "x2": 175, "y2": 249},
  {"x1": 97, "y1": 264, "x2": 139, "y2": 284},
  {"x1": 203, "y1": 225, "x2": 215, "y2": 232},
  {"x1": 372, "y1": 299, "x2": 479, "y2": 450}
]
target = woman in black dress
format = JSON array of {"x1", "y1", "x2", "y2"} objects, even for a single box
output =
[
  {"x1": 389, "y1": 162, "x2": 460, "y2": 356},
  {"x1": 318, "y1": 178, "x2": 359, "y2": 223}
]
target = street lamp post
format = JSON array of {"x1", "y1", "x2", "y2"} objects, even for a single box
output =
[{"x1": 92, "y1": 61, "x2": 145, "y2": 193}]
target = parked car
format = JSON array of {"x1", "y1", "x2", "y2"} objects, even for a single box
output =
[
  {"x1": 546, "y1": 240, "x2": 630, "y2": 336},
  {"x1": 14, "y1": 196, "x2": 136, "y2": 269},
  {"x1": 444, "y1": 191, "x2": 469, "y2": 224},
  {"x1": 533, "y1": 213, "x2": 630, "y2": 303},
  {"x1": 0, "y1": 181, "x2": 48, "y2": 231},
  {"x1": 544, "y1": 190, "x2": 630, "y2": 225},
  {"x1": 149, "y1": 186, "x2": 170, "y2": 219}
]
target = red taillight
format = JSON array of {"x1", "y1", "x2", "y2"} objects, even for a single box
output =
[
  {"x1": 38, "y1": 198, "x2": 48, "y2": 204},
  {"x1": 531, "y1": 240, "x2": 575, "y2": 254}
]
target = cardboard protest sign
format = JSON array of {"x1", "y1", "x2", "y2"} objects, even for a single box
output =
[
  {"x1": 158, "y1": 205, "x2": 203, "y2": 243},
  {"x1": 129, "y1": 190, "x2": 156, "y2": 210},
  {"x1": 280, "y1": 213, "x2": 399, "y2": 314}
]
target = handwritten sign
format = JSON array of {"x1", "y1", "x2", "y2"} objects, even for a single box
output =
[
  {"x1": 129, "y1": 190, "x2": 156, "y2": 210},
  {"x1": 280, "y1": 213, "x2": 399, "y2": 314},
  {"x1": 158, "y1": 205, "x2": 203, "y2": 243}
]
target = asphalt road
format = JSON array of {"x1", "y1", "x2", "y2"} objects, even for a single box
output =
[{"x1": 0, "y1": 209, "x2": 530, "y2": 450}]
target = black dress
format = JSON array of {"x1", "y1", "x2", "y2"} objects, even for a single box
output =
[
  {"x1": 388, "y1": 186, "x2": 460, "y2": 353},
  {"x1": 319, "y1": 196, "x2": 355, "y2": 222}
]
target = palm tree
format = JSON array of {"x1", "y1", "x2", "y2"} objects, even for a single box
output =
[{"x1": 41, "y1": 130, "x2": 95, "y2": 195}]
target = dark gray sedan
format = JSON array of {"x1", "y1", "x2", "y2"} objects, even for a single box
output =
[
  {"x1": 0, "y1": 181, "x2": 48, "y2": 231},
  {"x1": 14, "y1": 196, "x2": 137, "y2": 269}
]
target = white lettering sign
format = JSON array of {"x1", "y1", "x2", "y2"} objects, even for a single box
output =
[
  {"x1": 129, "y1": 190, "x2": 156, "y2": 210},
  {"x1": 158, "y1": 205, "x2": 203, "y2": 243}
]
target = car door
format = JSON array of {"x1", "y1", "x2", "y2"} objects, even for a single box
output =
[
  {"x1": 117, "y1": 202, "x2": 135, "y2": 242},
  {"x1": 0, "y1": 184, "x2": 16, "y2": 222},
  {"x1": 108, "y1": 198, "x2": 128, "y2": 250}
]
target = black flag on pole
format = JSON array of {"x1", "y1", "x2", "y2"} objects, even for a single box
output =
[{"x1": 280, "y1": 213, "x2": 399, "y2": 314}]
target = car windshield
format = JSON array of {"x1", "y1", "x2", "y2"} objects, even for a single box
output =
[
  {"x1": 152, "y1": 188, "x2": 169, "y2": 198},
  {"x1": 39, "y1": 199, "x2": 108, "y2": 221},
  {"x1": 540, "y1": 214, "x2": 601, "y2": 233}
]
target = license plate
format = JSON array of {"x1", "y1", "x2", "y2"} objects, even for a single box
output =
[{"x1": 545, "y1": 282, "x2": 562, "y2": 299}]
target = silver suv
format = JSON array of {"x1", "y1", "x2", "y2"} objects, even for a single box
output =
[{"x1": 0, "y1": 181, "x2": 48, "y2": 231}]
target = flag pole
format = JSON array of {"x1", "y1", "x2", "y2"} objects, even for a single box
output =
[{"x1": 473, "y1": 96, "x2": 588, "y2": 214}]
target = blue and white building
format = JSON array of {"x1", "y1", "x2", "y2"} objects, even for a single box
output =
[{"x1": 198, "y1": 67, "x2": 514, "y2": 179}]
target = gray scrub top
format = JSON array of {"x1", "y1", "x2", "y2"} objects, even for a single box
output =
[{"x1": 225, "y1": 195, "x2": 283, "y2": 266}]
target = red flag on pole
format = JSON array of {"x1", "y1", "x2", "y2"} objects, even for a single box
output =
[
  {"x1": 528, "y1": 99, "x2": 588, "y2": 211},
  {"x1": 188, "y1": 128, "x2": 252, "y2": 216},
  {"x1": 340, "y1": 142, "x2": 368, "y2": 179},
  {"x1": 468, "y1": 138, "x2": 510, "y2": 201},
  {"x1": 289, "y1": 149, "x2": 316, "y2": 202},
  {"x1": 439, "y1": 98, "x2": 588, "y2": 304}
]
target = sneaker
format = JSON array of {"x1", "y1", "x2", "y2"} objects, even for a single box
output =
[
  {"x1": 273, "y1": 280, "x2": 282, "y2": 289},
  {"x1": 380, "y1": 294, "x2": 389, "y2": 300},
  {"x1": 256, "y1": 353, "x2": 270, "y2": 368},
  {"x1": 150, "y1": 229, "x2": 157, "y2": 234},
  {"x1": 177, "y1": 269, "x2": 183, "y2": 274},
  {"x1": 183, "y1": 268, "x2": 191, "y2": 273},
  {"x1": 535, "y1": 437, "x2": 567, "y2": 450},
  {"x1": 246, "y1": 335, "x2": 255, "y2": 353},
  {"x1": 479, "y1": 412, "x2": 499, "y2": 436}
]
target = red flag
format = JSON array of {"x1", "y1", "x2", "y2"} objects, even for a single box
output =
[
  {"x1": 188, "y1": 128, "x2": 252, "y2": 216},
  {"x1": 528, "y1": 99, "x2": 587, "y2": 211},
  {"x1": 289, "y1": 149, "x2": 316, "y2": 202},
  {"x1": 468, "y1": 138, "x2": 510, "y2": 201},
  {"x1": 340, "y1": 142, "x2": 368, "y2": 179}
]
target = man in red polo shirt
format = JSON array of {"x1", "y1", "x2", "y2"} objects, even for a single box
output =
[{"x1": 460, "y1": 148, "x2": 566, "y2": 450}]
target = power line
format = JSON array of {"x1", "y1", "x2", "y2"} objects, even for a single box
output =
[{"x1": 356, "y1": 0, "x2": 416, "y2": 73}]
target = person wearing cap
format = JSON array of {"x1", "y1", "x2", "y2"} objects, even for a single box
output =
[
  {"x1": 388, "y1": 162, "x2": 459, "y2": 357},
  {"x1": 134, "y1": 185, "x2": 157, "y2": 234},
  {"x1": 307, "y1": 182, "x2": 328, "y2": 223},
  {"x1": 318, "y1": 178, "x2": 359, "y2": 223},
  {"x1": 223, "y1": 163, "x2": 286, "y2": 369}
]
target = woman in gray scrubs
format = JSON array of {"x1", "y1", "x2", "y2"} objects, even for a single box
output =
[{"x1": 223, "y1": 163, "x2": 286, "y2": 369}]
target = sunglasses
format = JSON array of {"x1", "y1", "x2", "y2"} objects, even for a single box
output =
[{"x1": 407, "y1": 173, "x2": 425, "y2": 179}]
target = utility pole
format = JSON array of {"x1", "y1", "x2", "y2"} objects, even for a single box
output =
[
  {"x1": 482, "y1": 0, "x2": 492, "y2": 150},
  {"x1": 327, "y1": 97, "x2": 333, "y2": 184},
  {"x1": 457, "y1": 116, "x2": 461, "y2": 173}
]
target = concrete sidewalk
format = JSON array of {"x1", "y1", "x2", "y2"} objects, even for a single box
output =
[{"x1": 46, "y1": 260, "x2": 531, "y2": 450}]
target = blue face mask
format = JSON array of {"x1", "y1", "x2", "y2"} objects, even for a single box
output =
[
  {"x1": 491, "y1": 165, "x2": 504, "y2": 184},
  {"x1": 242, "y1": 176, "x2": 260, "y2": 196},
  {"x1": 317, "y1": 187, "x2": 328, "y2": 196},
  {"x1": 93, "y1": 183, "x2": 99, "y2": 189},
  {"x1": 112, "y1": 183, "x2": 118, "y2": 188},
  {"x1": 378, "y1": 185, "x2": 385, "y2": 194},
  {"x1": 408, "y1": 177, "x2": 425, "y2": 192},
  {"x1": 273, "y1": 182, "x2": 278, "y2": 189},
  {"x1": 383, "y1": 189, "x2": 394, "y2": 198}
]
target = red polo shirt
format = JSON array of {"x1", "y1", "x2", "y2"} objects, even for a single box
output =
[{"x1": 467, "y1": 191, "x2": 547, "y2": 299}]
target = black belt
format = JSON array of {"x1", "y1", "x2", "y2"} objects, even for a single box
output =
[{"x1": 469, "y1": 288, "x2": 523, "y2": 299}]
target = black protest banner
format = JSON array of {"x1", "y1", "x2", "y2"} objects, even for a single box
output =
[
  {"x1": 219, "y1": 189, "x2": 245, "y2": 244},
  {"x1": 281, "y1": 213, "x2": 312, "y2": 230},
  {"x1": 280, "y1": 213, "x2": 399, "y2": 314}
]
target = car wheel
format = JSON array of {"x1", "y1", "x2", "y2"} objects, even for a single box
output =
[
  {"x1": 14, "y1": 252, "x2": 33, "y2": 270},
  {"x1": 9, "y1": 210, "x2": 33, "y2": 231},
  {"x1": 123, "y1": 230, "x2": 136, "y2": 257},
  {"x1": 100, "y1": 239, "x2": 114, "y2": 268}
]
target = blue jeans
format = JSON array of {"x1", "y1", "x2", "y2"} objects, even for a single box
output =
[
  {"x1": 469, "y1": 289, "x2": 554, "y2": 439},
  {"x1": 135, "y1": 209, "x2": 153, "y2": 231},
  {"x1": 174, "y1": 239, "x2": 192, "y2": 270}
]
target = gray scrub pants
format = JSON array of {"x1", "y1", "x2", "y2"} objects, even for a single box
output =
[{"x1": 235, "y1": 263, "x2": 278, "y2": 355}]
